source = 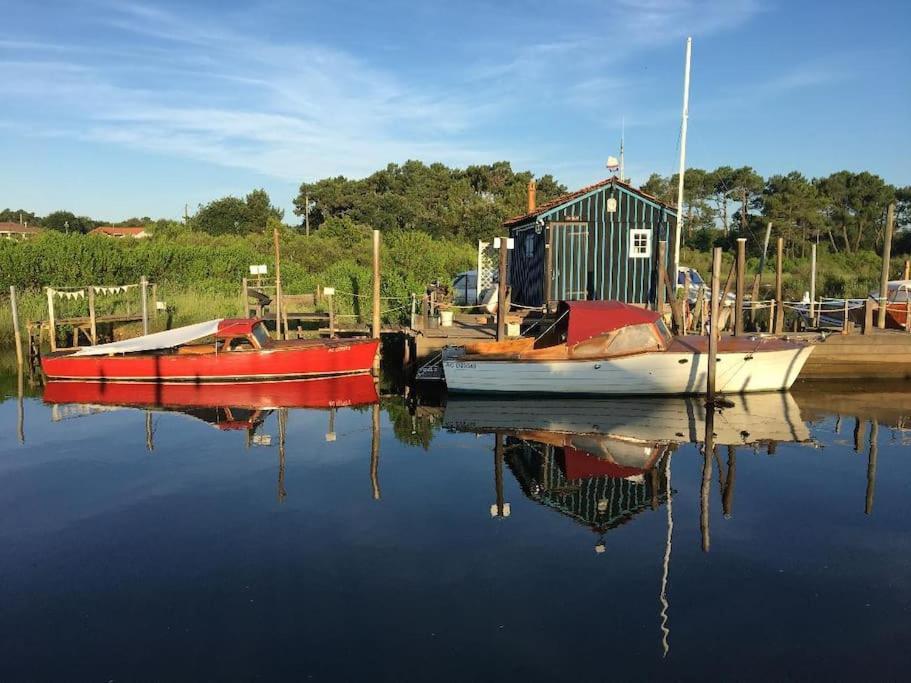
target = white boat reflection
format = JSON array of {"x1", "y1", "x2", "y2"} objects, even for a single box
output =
[{"x1": 444, "y1": 392, "x2": 810, "y2": 450}]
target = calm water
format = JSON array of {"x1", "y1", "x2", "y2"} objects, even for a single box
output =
[{"x1": 2, "y1": 374, "x2": 911, "y2": 680}]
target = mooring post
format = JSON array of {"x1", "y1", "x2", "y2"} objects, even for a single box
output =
[
  {"x1": 372, "y1": 229, "x2": 381, "y2": 339},
  {"x1": 864, "y1": 299, "x2": 875, "y2": 335},
  {"x1": 9, "y1": 286, "x2": 23, "y2": 368},
  {"x1": 656, "y1": 240, "x2": 667, "y2": 316},
  {"x1": 904, "y1": 259, "x2": 910, "y2": 282},
  {"x1": 327, "y1": 292, "x2": 336, "y2": 339},
  {"x1": 410, "y1": 293, "x2": 416, "y2": 330},
  {"x1": 272, "y1": 227, "x2": 283, "y2": 340},
  {"x1": 370, "y1": 403, "x2": 381, "y2": 501},
  {"x1": 878, "y1": 202, "x2": 896, "y2": 330},
  {"x1": 707, "y1": 247, "x2": 721, "y2": 399},
  {"x1": 842, "y1": 298, "x2": 850, "y2": 334},
  {"x1": 809, "y1": 243, "x2": 817, "y2": 327},
  {"x1": 151, "y1": 283, "x2": 158, "y2": 318},
  {"x1": 774, "y1": 237, "x2": 784, "y2": 334},
  {"x1": 140, "y1": 276, "x2": 149, "y2": 336},
  {"x1": 46, "y1": 287, "x2": 57, "y2": 352},
  {"x1": 735, "y1": 238, "x2": 746, "y2": 336},
  {"x1": 496, "y1": 235, "x2": 508, "y2": 341},
  {"x1": 87, "y1": 286, "x2": 97, "y2": 344},
  {"x1": 241, "y1": 277, "x2": 249, "y2": 318}
]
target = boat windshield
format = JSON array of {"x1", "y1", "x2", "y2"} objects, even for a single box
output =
[{"x1": 251, "y1": 323, "x2": 272, "y2": 348}]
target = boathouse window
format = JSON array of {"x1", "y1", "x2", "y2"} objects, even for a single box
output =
[
  {"x1": 629, "y1": 229, "x2": 651, "y2": 258},
  {"x1": 523, "y1": 234, "x2": 535, "y2": 258}
]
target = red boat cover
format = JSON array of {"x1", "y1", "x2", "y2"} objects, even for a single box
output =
[
  {"x1": 561, "y1": 446, "x2": 646, "y2": 480},
  {"x1": 558, "y1": 301, "x2": 661, "y2": 346},
  {"x1": 216, "y1": 318, "x2": 263, "y2": 338}
]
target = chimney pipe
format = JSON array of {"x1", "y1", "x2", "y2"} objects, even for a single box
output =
[{"x1": 527, "y1": 179, "x2": 537, "y2": 213}]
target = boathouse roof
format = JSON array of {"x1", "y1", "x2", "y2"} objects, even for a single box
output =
[{"x1": 504, "y1": 177, "x2": 675, "y2": 228}]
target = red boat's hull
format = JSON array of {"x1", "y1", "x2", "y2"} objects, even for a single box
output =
[
  {"x1": 41, "y1": 338, "x2": 379, "y2": 381},
  {"x1": 43, "y1": 374, "x2": 379, "y2": 410}
]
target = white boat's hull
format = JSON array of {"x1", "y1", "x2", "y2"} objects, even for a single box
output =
[{"x1": 443, "y1": 347, "x2": 813, "y2": 396}]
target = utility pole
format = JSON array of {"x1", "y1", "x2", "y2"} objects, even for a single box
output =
[
  {"x1": 672, "y1": 36, "x2": 692, "y2": 281},
  {"x1": 184, "y1": 203, "x2": 189, "y2": 226}
]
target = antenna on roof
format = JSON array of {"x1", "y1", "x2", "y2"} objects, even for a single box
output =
[{"x1": 620, "y1": 116, "x2": 625, "y2": 183}]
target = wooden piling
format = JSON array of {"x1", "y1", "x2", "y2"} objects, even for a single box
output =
[
  {"x1": 734, "y1": 238, "x2": 746, "y2": 336},
  {"x1": 656, "y1": 240, "x2": 667, "y2": 315},
  {"x1": 327, "y1": 292, "x2": 336, "y2": 338},
  {"x1": 87, "y1": 286, "x2": 97, "y2": 345},
  {"x1": 707, "y1": 247, "x2": 721, "y2": 399},
  {"x1": 774, "y1": 237, "x2": 784, "y2": 333},
  {"x1": 904, "y1": 259, "x2": 910, "y2": 282},
  {"x1": 372, "y1": 229, "x2": 381, "y2": 341},
  {"x1": 241, "y1": 277, "x2": 249, "y2": 318},
  {"x1": 496, "y1": 235, "x2": 508, "y2": 341},
  {"x1": 9, "y1": 286, "x2": 23, "y2": 368},
  {"x1": 809, "y1": 243, "x2": 817, "y2": 327},
  {"x1": 140, "y1": 276, "x2": 149, "y2": 335},
  {"x1": 864, "y1": 299, "x2": 875, "y2": 335},
  {"x1": 151, "y1": 283, "x2": 158, "y2": 317},
  {"x1": 877, "y1": 202, "x2": 896, "y2": 329},
  {"x1": 272, "y1": 227, "x2": 283, "y2": 340},
  {"x1": 46, "y1": 287, "x2": 57, "y2": 352}
]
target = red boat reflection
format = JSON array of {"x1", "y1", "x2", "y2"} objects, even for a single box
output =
[{"x1": 43, "y1": 374, "x2": 379, "y2": 423}]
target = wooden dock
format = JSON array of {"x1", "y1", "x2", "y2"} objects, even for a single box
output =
[{"x1": 799, "y1": 330, "x2": 911, "y2": 380}]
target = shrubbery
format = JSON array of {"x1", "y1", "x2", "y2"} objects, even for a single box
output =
[{"x1": 0, "y1": 224, "x2": 475, "y2": 339}]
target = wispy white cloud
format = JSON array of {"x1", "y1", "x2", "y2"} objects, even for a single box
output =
[{"x1": 0, "y1": 0, "x2": 766, "y2": 190}]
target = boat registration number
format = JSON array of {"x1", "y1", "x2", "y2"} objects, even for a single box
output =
[{"x1": 450, "y1": 362, "x2": 476, "y2": 369}]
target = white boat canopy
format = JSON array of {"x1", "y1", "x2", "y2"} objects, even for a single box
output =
[{"x1": 72, "y1": 319, "x2": 224, "y2": 356}]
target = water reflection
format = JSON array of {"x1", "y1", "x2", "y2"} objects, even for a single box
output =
[{"x1": 5, "y1": 372, "x2": 911, "y2": 677}]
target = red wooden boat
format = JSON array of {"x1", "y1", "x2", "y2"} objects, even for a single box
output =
[{"x1": 41, "y1": 318, "x2": 379, "y2": 381}]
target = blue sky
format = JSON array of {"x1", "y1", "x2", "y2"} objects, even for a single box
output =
[{"x1": 2, "y1": 0, "x2": 909, "y2": 222}]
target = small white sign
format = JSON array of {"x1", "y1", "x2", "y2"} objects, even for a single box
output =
[
  {"x1": 323, "y1": 287, "x2": 336, "y2": 296},
  {"x1": 155, "y1": 301, "x2": 167, "y2": 311},
  {"x1": 493, "y1": 237, "x2": 515, "y2": 250},
  {"x1": 249, "y1": 264, "x2": 268, "y2": 275}
]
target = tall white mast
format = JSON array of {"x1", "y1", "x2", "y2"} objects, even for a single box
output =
[{"x1": 673, "y1": 37, "x2": 692, "y2": 281}]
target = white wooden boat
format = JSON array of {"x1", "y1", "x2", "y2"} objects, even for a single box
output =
[{"x1": 443, "y1": 301, "x2": 813, "y2": 395}]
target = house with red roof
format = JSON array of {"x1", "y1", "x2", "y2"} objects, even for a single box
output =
[
  {"x1": 89, "y1": 226, "x2": 151, "y2": 239},
  {"x1": 0, "y1": 222, "x2": 42, "y2": 240}
]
